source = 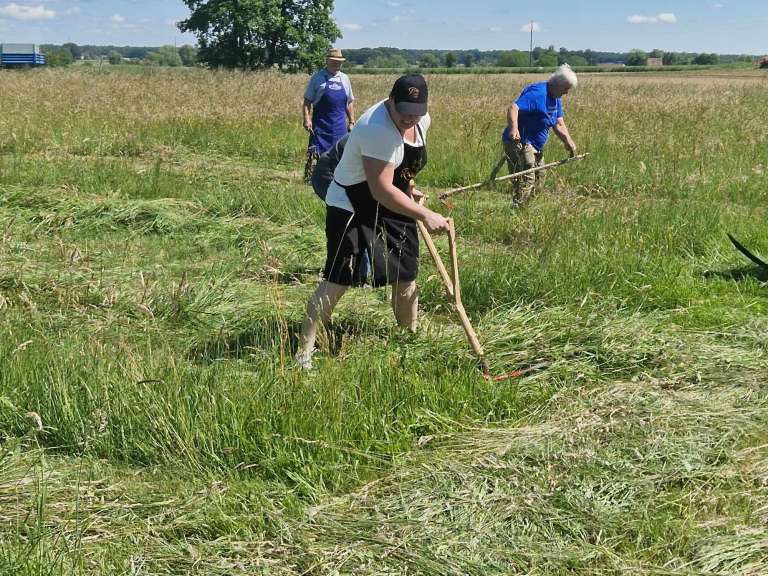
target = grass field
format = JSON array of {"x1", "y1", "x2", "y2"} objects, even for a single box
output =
[{"x1": 1, "y1": 67, "x2": 767, "y2": 575}]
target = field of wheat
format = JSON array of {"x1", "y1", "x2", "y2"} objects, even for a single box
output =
[{"x1": 0, "y1": 67, "x2": 767, "y2": 575}]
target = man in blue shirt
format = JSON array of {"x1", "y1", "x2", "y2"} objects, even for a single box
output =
[
  {"x1": 502, "y1": 64, "x2": 578, "y2": 206},
  {"x1": 302, "y1": 48, "x2": 356, "y2": 183}
]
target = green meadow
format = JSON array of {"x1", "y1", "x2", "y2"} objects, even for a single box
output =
[{"x1": 0, "y1": 67, "x2": 767, "y2": 574}]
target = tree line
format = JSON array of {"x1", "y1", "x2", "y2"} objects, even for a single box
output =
[
  {"x1": 343, "y1": 47, "x2": 754, "y2": 69},
  {"x1": 40, "y1": 43, "x2": 199, "y2": 67},
  {"x1": 38, "y1": 42, "x2": 754, "y2": 70}
]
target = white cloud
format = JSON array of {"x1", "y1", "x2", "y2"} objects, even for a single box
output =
[
  {"x1": 489, "y1": 26, "x2": 503, "y2": 32},
  {"x1": 712, "y1": 3, "x2": 723, "y2": 7},
  {"x1": 628, "y1": 13, "x2": 677, "y2": 24},
  {"x1": 521, "y1": 21, "x2": 540, "y2": 33},
  {"x1": 111, "y1": 14, "x2": 125, "y2": 23},
  {"x1": 64, "y1": 7, "x2": 80, "y2": 16},
  {"x1": 386, "y1": 1, "x2": 401, "y2": 6},
  {"x1": 0, "y1": 3, "x2": 55, "y2": 21},
  {"x1": 340, "y1": 22, "x2": 362, "y2": 31}
]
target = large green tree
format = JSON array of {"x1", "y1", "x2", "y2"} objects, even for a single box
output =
[{"x1": 179, "y1": 0, "x2": 340, "y2": 71}]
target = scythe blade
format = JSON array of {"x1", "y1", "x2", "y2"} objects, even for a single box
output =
[{"x1": 728, "y1": 233, "x2": 768, "y2": 269}]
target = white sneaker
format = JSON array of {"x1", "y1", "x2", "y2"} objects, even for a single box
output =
[{"x1": 294, "y1": 349, "x2": 315, "y2": 371}]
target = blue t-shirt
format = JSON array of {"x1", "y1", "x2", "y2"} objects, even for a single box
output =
[
  {"x1": 303, "y1": 69, "x2": 354, "y2": 106},
  {"x1": 502, "y1": 82, "x2": 563, "y2": 151}
]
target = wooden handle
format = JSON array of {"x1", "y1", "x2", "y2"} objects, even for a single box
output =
[
  {"x1": 447, "y1": 220, "x2": 485, "y2": 359},
  {"x1": 416, "y1": 194, "x2": 454, "y2": 296},
  {"x1": 416, "y1": 221, "x2": 454, "y2": 297},
  {"x1": 439, "y1": 152, "x2": 590, "y2": 200},
  {"x1": 416, "y1": 197, "x2": 485, "y2": 364}
]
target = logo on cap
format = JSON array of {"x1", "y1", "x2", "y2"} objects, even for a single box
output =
[{"x1": 408, "y1": 87, "x2": 420, "y2": 99}]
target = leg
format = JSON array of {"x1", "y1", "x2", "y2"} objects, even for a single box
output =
[
  {"x1": 296, "y1": 280, "x2": 348, "y2": 365},
  {"x1": 515, "y1": 144, "x2": 539, "y2": 206},
  {"x1": 504, "y1": 142, "x2": 526, "y2": 206},
  {"x1": 532, "y1": 151, "x2": 545, "y2": 198},
  {"x1": 391, "y1": 280, "x2": 418, "y2": 331}
]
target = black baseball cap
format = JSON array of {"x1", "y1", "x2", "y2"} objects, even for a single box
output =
[{"x1": 390, "y1": 74, "x2": 428, "y2": 116}]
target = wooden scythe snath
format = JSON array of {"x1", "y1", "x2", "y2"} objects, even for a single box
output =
[
  {"x1": 438, "y1": 152, "x2": 591, "y2": 201},
  {"x1": 415, "y1": 195, "x2": 547, "y2": 381}
]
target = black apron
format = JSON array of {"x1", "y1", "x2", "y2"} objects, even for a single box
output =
[{"x1": 326, "y1": 125, "x2": 427, "y2": 287}]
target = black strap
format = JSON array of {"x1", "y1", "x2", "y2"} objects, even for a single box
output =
[{"x1": 415, "y1": 123, "x2": 424, "y2": 145}]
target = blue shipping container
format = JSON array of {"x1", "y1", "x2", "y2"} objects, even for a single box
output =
[
  {"x1": 1, "y1": 44, "x2": 46, "y2": 66},
  {"x1": 1, "y1": 53, "x2": 46, "y2": 65}
]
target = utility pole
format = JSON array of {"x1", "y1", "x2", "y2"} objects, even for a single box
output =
[{"x1": 529, "y1": 21, "x2": 534, "y2": 67}]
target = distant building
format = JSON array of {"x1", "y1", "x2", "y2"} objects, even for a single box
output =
[
  {"x1": 646, "y1": 57, "x2": 663, "y2": 67},
  {"x1": 754, "y1": 56, "x2": 768, "y2": 69},
  {"x1": 1, "y1": 44, "x2": 45, "y2": 67}
]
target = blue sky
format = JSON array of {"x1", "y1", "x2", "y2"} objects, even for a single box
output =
[{"x1": 0, "y1": 1, "x2": 764, "y2": 53}]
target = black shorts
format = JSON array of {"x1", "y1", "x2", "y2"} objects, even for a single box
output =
[{"x1": 323, "y1": 206, "x2": 419, "y2": 287}]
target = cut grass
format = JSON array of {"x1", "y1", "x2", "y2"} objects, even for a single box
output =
[{"x1": 1, "y1": 320, "x2": 765, "y2": 574}]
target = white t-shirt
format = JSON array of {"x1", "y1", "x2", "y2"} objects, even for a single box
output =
[{"x1": 325, "y1": 100, "x2": 430, "y2": 212}]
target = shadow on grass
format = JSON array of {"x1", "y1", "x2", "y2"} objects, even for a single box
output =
[
  {"x1": 702, "y1": 265, "x2": 768, "y2": 282},
  {"x1": 188, "y1": 314, "x2": 391, "y2": 363}
]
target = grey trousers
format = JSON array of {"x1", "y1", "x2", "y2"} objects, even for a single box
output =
[{"x1": 504, "y1": 140, "x2": 544, "y2": 205}]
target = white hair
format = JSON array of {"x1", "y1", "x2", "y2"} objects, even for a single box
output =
[{"x1": 549, "y1": 63, "x2": 578, "y2": 88}]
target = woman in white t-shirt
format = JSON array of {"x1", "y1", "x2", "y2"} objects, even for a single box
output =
[{"x1": 296, "y1": 75, "x2": 450, "y2": 370}]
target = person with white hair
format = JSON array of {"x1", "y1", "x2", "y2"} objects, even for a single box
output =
[{"x1": 501, "y1": 64, "x2": 578, "y2": 206}]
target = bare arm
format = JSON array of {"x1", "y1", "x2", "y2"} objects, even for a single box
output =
[
  {"x1": 552, "y1": 117, "x2": 576, "y2": 156},
  {"x1": 362, "y1": 156, "x2": 449, "y2": 234},
  {"x1": 506, "y1": 103, "x2": 521, "y2": 141},
  {"x1": 346, "y1": 102, "x2": 355, "y2": 130},
  {"x1": 302, "y1": 98, "x2": 313, "y2": 132}
]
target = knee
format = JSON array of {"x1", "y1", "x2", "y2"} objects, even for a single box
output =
[{"x1": 393, "y1": 281, "x2": 418, "y2": 301}]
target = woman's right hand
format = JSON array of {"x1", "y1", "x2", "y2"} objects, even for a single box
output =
[
  {"x1": 422, "y1": 210, "x2": 450, "y2": 234},
  {"x1": 303, "y1": 119, "x2": 313, "y2": 133}
]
